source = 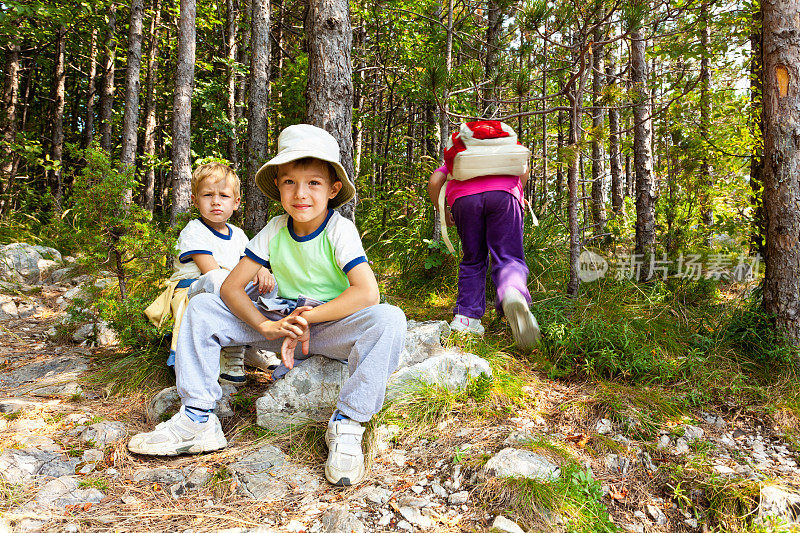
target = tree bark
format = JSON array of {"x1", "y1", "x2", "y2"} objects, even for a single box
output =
[
  {"x1": 83, "y1": 30, "x2": 98, "y2": 148},
  {"x1": 99, "y1": 5, "x2": 117, "y2": 153},
  {"x1": 170, "y1": 0, "x2": 196, "y2": 223},
  {"x1": 631, "y1": 23, "x2": 655, "y2": 282},
  {"x1": 305, "y1": 0, "x2": 355, "y2": 220},
  {"x1": 226, "y1": 0, "x2": 238, "y2": 167},
  {"x1": 51, "y1": 26, "x2": 67, "y2": 206},
  {"x1": 1, "y1": 40, "x2": 20, "y2": 205},
  {"x1": 607, "y1": 42, "x2": 623, "y2": 213},
  {"x1": 433, "y1": 0, "x2": 453, "y2": 243},
  {"x1": 590, "y1": 19, "x2": 607, "y2": 240},
  {"x1": 142, "y1": 0, "x2": 162, "y2": 211},
  {"x1": 121, "y1": 0, "x2": 145, "y2": 204},
  {"x1": 482, "y1": 0, "x2": 503, "y2": 117},
  {"x1": 762, "y1": 0, "x2": 800, "y2": 347},
  {"x1": 556, "y1": 109, "x2": 564, "y2": 208},
  {"x1": 244, "y1": 0, "x2": 270, "y2": 233}
]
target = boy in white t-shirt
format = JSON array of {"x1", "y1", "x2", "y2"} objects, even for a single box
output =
[
  {"x1": 130, "y1": 125, "x2": 406, "y2": 487},
  {"x1": 148, "y1": 163, "x2": 273, "y2": 384}
]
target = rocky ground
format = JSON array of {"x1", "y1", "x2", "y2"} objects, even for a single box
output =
[{"x1": 1, "y1": 242, "x2": 800, "y2": 533}]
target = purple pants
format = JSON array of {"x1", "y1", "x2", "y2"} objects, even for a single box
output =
[{"x1": 451, "y1": 190, "x2": 531, "y2": 319}]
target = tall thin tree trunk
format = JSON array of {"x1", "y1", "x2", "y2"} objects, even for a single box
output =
[
  {"x1": 244, "y1": 0, "x2": 270, "y2": 233},
  {"x1": 226, "y1": 0, "x2": 238, "y2": 167},
  {"x1": 84, "y1": 30, "x2": 98, "y2": 148},
  {"x1": 590, "y1": 18, "x2": 607, "y2": 240},
  {"x1": 170, "y1": 0, "x2": 196, "y2": 223},
  {"x1": 566, "y1": 40, "x2": 589, "y2": 296},
  {"x1": 51, "y1": 26, "x2": 67, "y2": 206},
  {"x1": 541, "y1": 37, "x2": 548, "y2": 205},
  {"x1": 99, "y1": 5, "x2": 117, "y2": 153},
  {"x1": 607, "y1": 41, "x2": 623, "y2": 214},
  {"x1": 237, "y1": 0, "x2": 251, "y2": 158},
  {"x1": 556, "y1": 109, "x2": 565, "y2": 207},
  {"x1": 762, "y1": 0, "x2": 800, "y2": 347},
  {"x1": 1, "y1": 40, "x2": 20, "y2": 207},
  {"x1": 433, "y1": 0, "x2": 453, "y2": 242},
  {"x1": 631, "y1": 22, "x2": 655, "y2": 282},
  {"x1": 121, "y1": 0, "x2": 145, "y2": 204},
  {"x1": 142, "y1": 0, "x2": 162, "y2": 211},
  {"x1": 305, "y1": 0, "x2": 355, "y2": 220},
  {"x1": 482, "y1": 0, "x2": 502, "y2": 116}
]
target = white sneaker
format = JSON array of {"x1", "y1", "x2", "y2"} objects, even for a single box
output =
[
  {"x1": 127, "y1": 406, "x2": 227, "y2": 456},
  {"x1": 501, "y1": 288, "x2": 541, "y2": 349},
  {"x1": 325, "y1": 412, "x2": 366, "y2": 486},
  {"x1": 219, "y1": 346, "x2": 246, "y2": 386},
  {"x1": 243, "y1": 347, "x2": 281, "y2": 372},
  {"x1": 450, "y1": 314, "x2": 485, "y2": 335}
]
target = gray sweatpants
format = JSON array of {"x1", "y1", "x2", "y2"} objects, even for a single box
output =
[{"x1": 174, "y1": 292, "x2": 406, "y2": 423}]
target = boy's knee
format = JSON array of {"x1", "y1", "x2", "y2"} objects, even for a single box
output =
[
  {"x1": 185, "y1": 292, "x2": 224, "y2": 317},
  {"x1": 370, "y1": 304, "x2": 406, "y2": 331}
]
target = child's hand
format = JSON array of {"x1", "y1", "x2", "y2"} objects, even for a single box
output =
[
  {"x1": 445, "y1": 206, "x2": 455, "y2": 227},
  {"x1": 257, "y1": 306, "x2": 311, "y2": 341},
  {"x1": 280, "y1": 327, "x2": 310, "y2": 370},
  {"x1": 253, "y1": 267, "x2": 276, "y2": 294}
]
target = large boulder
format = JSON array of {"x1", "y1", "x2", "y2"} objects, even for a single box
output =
[
  {"x1": 229, "y1": 445, "x2": 320, "y2": 500},
  {"x1": 0, "y1": 243, "x2": 62, "y2": 284},
  {"x1": 254, "y1": 320, "x2": 491, "y2": 429},
  {"x1": 484, "y1": 448, "x2": 561, "y2": 481}
]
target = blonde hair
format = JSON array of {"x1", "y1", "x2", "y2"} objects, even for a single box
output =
[{"x1": 191, "y1": 163, "x2": 240, "y2": 198}]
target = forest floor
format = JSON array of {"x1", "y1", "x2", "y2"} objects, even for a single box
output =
[{"x1": 1, "y1": 273, "x2": 800, "y2": 532}]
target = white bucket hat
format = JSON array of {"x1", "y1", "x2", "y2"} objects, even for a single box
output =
[{"x1": 254, "y1": 124, "x2": 355, "y2": 209}]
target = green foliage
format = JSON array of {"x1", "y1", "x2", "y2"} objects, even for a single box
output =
[{"x1": 721, "y1": 295, "x2": 800, "y2": 368}]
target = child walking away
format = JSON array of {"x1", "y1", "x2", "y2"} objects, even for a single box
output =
[
  {"x1": 427, "y1": 121, "x2": 541, "y2": 349},
  {"x1": 129, "y1": 125, "x2": 407, "y2": 487},
  {"x1": 144, "y1": 163, "x2": 275, "y2": 385}
]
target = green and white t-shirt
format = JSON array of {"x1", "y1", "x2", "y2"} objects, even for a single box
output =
[
  {"x1": 244, "y1": 209, "x2": 368, "y2": 301},
  {"x1": 169, "y1": 219, "x2": 249, "y2": 282}
]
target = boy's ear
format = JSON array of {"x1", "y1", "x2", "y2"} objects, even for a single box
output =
[
  {"x1": 328, "y1": 181, "x2": 342, "y2": 199},
  {"x1": 190, "y1": 194, "x2": 198, "y2": 208},
  {"x1": 233, "y1": 196, "x2": 241, "y2": 211}
]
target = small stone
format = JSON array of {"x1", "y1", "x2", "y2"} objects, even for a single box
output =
[
  {"x1": 605, "y1": 454, "x2": 630, "y2": 476},
  {"x1": 637, "y1": 451, "x2": 657, "y2": 473},
  {"x1": 683, "y1": 425, "x2": 704, "y2": 440},
  {"x1": 596, "y1": 418, "x2": 613, "y2": 435},
  {"x1": 397, "y1": 495, "x2": 429, "y2": 508},
  {"x1": 713, "y1": 465, "x2": 736, "y2": 476},
  {"x1": 685, "y1": 518, "x2": 698, "y2": 528},
  {"x1": 675, "y1": 437, "x2": 690, "y2": 455},
  {"x1": 491, "y1": 516, "x2": 525, "y2": 533},
  {"x1": 657, "y1": 435, "x2": 671, "y2": 450},
  {"x1": 82, "y1": 449, "x2": 104, "y2": 463},
  {"x1": 396, "y1": 520, "x2": 413, "y2": 531},
  {"x1": 284, "y1": 519, "x2": 305, "y2": 532},
  {"x1": 448, "y1": 491, "x2": 469, "y2": 505},
  {"x1": 398, "y1": 506, "x2": 433, "y2": 528},
  {"x1": 377, "y1": 512, "x2": 392, "y2": 527},
  {"x1": 646, "y1": 504, "x2": 667, "y2": 525},
  {"x1": 321, "y1": 504, "x2": 365, "y2": 533},
  {"x1": 64, "y1": 524, "x2": 79, "y2": 533},
  {"x1": 757, "y1": 484, "x2": 800, "y2": 526},
  {"x1": 411, "y1": 485, "x2": 424, "y2": 494},
  {"x1": 431, "y1": 483, "x2": 447, "y2": 498},
  {"x1": 483, "y1": 448, "x2": 560, "y2": 481},
  {"x1": 121, "y1": 495, "x2": 139, "y2": 505}
]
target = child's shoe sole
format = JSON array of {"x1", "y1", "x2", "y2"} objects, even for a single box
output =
[{"x1": 502, "y1": 290, "x2": 541, "y2": 349}]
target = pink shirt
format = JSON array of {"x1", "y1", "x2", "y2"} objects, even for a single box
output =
[{"x1": 436, "y1": 165, "x2": 524, "y2": 208}]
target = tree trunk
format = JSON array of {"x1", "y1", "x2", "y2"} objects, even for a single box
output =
[
  {"x1": 1, "y1": 40, "x2": 20, "y2": 206},
  {"x1": 762, "y1": 0, "x2": 800, "y2": 347},
  {"x1": 170, "y1": 0, "x2": 196, "y2": 223},
  {"x1": 120, "y1": 0, "x2": 145, "y2": 204},
  {"x1": 83, "y1": 30, "x2": 98, "y2": 148},
  {"x1": 226, "y1": 0, "x2": 238, "y2": 167},
  {"x1": 237, "y1": 0, "x2": 251, "y2": 158},
  {"x1": 566, "y1": 45, "x2": 588, "y2": 297},
  {"x1": 142, "y1": 0, "x2": 162, "y2": 211},
  {"x1": 556, "y1": 109, "x2": 564, "y2": 208},
  {"x1": 750, "y1": 0, "x2": 765, "y2": 258},
  {"x1": 482, "y1": 0, "x2": 502, "y2": 117},
  {"x1": 433, "y1": 0, "x2": 454, "y2": 243},
  {"x1": 699, "y1": 0, "x2": 713, "y2": 235},
  {"x1": 607, "y1": 42, "x2": 623, "y2": 214},
  {"x1": 541, "y1": 38, "x2": 548, "y2": 206},
  {"x1": 305, "y1": 0, "x2": 355, "y2": 220},
  {"x1": 590, "y1": 21, "x2": 607, "y2": 240},
  {"x1": 631, "y1": 25, "x2": 655, "y2": 282},
  {"x1": 51, "y1": 26, "x2": 67, "y2": 206},
  {"x1": 244, "y1": 0, "x2": 270, "y2": 234},
  {"x1": 99, "y1": 5, "x2": 117, "y2": 153}
]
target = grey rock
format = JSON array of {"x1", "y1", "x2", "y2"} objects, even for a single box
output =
[
  {"x1": 701, "y1": 412, "x2": 725, "y2": 429},
  {"x1": 683, "y1": 425, "x2": 704, "y2": 440},
  {"x1": 448, "y1": 490, "x2": 469, "y2": 505},
  {"x1": 604, "y1": 454, "x2": 630, "y2": 476},
  {"x1": 16, "y1": 302, "x2": 40, "y2": 318},
  {"x1": 0, "y1": 398, "x2": 46, "y2": 414},
  {"x1": 14, "y1": 435, "x2": 60, "y2": 452},
  {"x1": 675, "y1": 437, "x2": 690, "y2": 455},
  {"x1": 504, "y1": 430, "x2": 535, "y2": 445},
  {"x1": 684, "y1": 518, "x2": 698, "y2": 528},
  {"x1": 398, "y1": 506, "x2": 434, "y2": 528},
  {"x1": 757, "y1": 484, "x2": 800, "y2": 525},
  {"x1": 49, "y1": 267, "x2": 74, "y2": 284},
  {"x1": 230, "y1": 445, "x2": 320, "y2": 500},
  {"x1": 484, "y1": 448, "x2": 560, "y2": 481},
  {"x1": 353, "y1": 486, "x2": 392, "y2": 505},
  {"x1": 321, "y1": 504, "x2": 365, "y2": 533},
  {"x1": 0, "y1": 355, "x2": 88, "y2": 397},
  {"x1": 656, "y1": 435, "x2": 671, "y2": 450},
  {"x1": 637, "y1": 451, "x2": 657, "y2": 473},
  {"x1": 646, "y1": 504, "x2": 667, "y2": 525},
  {"x1": 713, "y1": 465, "x2": 737, "y2": 476},
  {"x1": 74, "y1": 421, "x2": 127, "y2": 446},
  {"x1": 0, "y1": 449, "x2": 77, "y2": 486},
  {"x1": 72, "y1": 323, "x2": 94, "y2": 342},
  {"x1": 396, "y1": 520, "x2": 413, "y2": 531},
  {"x1": 82, "y1": 449, "x2": 104, "y2": 463},
  {"x1": 596, "y1": 418, "x2": 613, "y2": 435},
  {"x1": 256, "y1": 356, "x2": 348, "y2": 429},
  {"x1": 35, "y1": 475, "x2": 104, "y2": 508},
  {"x1": 133, "y1": 467, "x2": 185, "y2": 486},
  {"x1": 184, "y1": 466, "x2": 212, "y2": 488},
  {"x1": 96, "y1": 321, "x2": 119, "y2": 346},
  {"x1": 492, "y1": 515, "x2": 526, "y2": 533},
  {"x1": 0, "y1": 294, "x2": 18, "y2": 319},
  {"x1": 399, "y1": 320, "x2": 450, "y2": 368},
  {"x1": 387, "y1": 348, "x2": 491, "y2": 399},
  {"x1": 397, "y1": 495, "x2": 430, "y2": 508},
  {"x1": 0, "y1": 243, "x2": 62, "y2": 284}
]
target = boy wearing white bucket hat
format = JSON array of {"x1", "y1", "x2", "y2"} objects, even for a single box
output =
[{"x1": 129, "y1": 124, "x2": 406, "y2": 487}]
